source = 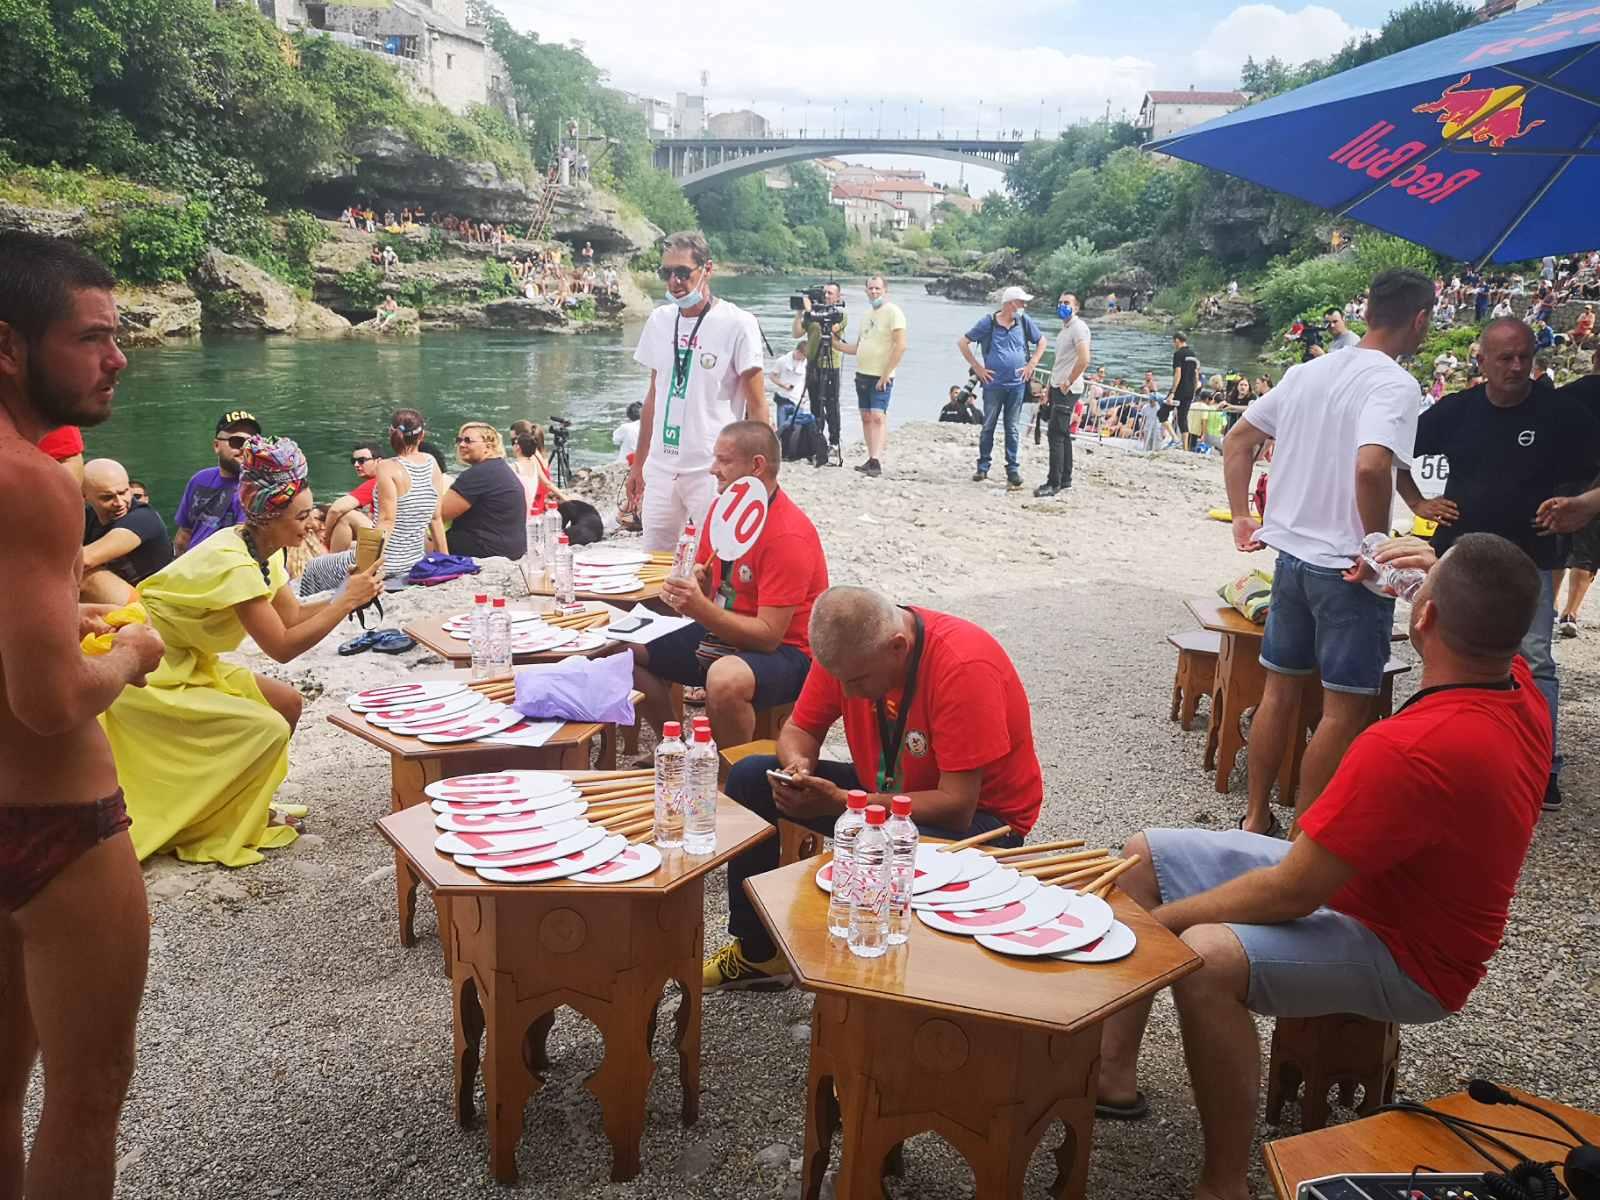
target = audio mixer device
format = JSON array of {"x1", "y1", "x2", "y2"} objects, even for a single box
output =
[{"x1": 1293, "y1": 1082, "x2": 1600, "y2": 1200}]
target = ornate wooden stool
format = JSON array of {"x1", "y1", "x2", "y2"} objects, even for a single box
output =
[
  {"x1": 1168, "y1": 630, "x2": 1220, "y2": 731},
  {"x1": 1265, "y1": 1014, "x2": 1400, "y2": 1132}
]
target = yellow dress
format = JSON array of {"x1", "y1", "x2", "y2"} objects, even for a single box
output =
[{"x1": 100, "y1": 528, "x2": 298, "y2": 866}]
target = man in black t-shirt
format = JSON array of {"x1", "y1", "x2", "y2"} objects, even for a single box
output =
[
  {"x1": 1400, "y1": 318, "x2": 1600, "y2": 811},
  {"x1": 81, "y1": 458, "x2": 173, "y2": 603},
  {"x1": 1167, "y1": 333, "x2": 1200, "y2": 449},
  {"x1": 1555, "y1": 348, "x2": 1600, "y2": 639}
]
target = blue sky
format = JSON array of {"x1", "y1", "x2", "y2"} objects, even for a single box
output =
[{"x1": 496, "y1": 2, "x2": 1415, "y2": 193}]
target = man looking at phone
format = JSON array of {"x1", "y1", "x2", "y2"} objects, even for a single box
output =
[
  {"x1": 703, "y1": 585, "x2": 1043, "y2": 992},
  {"x1": 632, "y1": 421, "x2": 827, "y2": 749}
]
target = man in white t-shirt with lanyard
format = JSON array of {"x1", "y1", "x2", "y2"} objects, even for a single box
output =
[
  {"x1": 627, "y1": 230, "x2": 769, "y2": 551},
  {"x1": 1221, "y1": 268, "x2": 1433, "y2": 838}
]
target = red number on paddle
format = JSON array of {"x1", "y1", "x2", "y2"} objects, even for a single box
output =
[{"x1": 735, "y1": 498, "x2": 766, "y2": 543}]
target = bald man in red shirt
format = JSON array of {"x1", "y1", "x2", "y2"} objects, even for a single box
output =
[{"x1": 704, "y1": 584, "x2": 1043, "y2": 992}]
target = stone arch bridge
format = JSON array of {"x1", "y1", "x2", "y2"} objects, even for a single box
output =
[{"x1": 652, "y1": 136, "x2": 1026, "y2": 195}]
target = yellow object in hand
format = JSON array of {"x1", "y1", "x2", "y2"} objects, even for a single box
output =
[{"x1": 82, "y1": 600, "x2": 148, "y2": 656}]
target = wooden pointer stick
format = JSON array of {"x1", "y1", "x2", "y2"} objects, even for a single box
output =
[
  {"x1": 987, "y1": 839, "x2": 1087, "y2": 860},
  {"x1": 939, "y1": 825, "x2": 1014, "y2": 854},
  {"x1": 1035, "y1": 859, "x2": 1116, "y2": 886},
  {"x1": 581, "y1": 785, "x2": 656, "y2": 805},
  {"x1": 611, "y1": 817, "x2": 654, "y2": 839},
  {"x1": 575, "y1": 770, "x2": 655, "y2": 784},
  {"x1": 1016, "y1": 854, "x2": 1111, "y2": 878},
  {"x1": 1083, "y1": 855, "x2": 1142, "y2": 898},
  {"x1": 597, "y1": 805, "x2": 653, "y2": 829}
]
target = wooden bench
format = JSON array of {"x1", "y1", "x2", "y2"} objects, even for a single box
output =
[
  {"x1": 720, "y1": 738, "x2": 825, "y2": 866},
  {"x1": 1168, "y1": 630, "x2": 1221, "y2": 731},
  {"x1": 1265, "y1": 1014, "x2": 1400, "y2": 1132}
]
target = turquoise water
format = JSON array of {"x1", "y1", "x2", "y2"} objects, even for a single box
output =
[{"x1": 99, "y1": 276, "x2": 1262, "y2": 513}]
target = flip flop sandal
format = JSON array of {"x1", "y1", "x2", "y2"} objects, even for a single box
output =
[
  {"x1": 371, "y1": 629, "x2": 417, "y2": 655},
  {"x1": 338, "y1": 630, "x2": 381, "y2": 656},
  {"x1": 1236, "y1": 814, "x2": 1285, "y2": 839},
  {"x1": 1095, "y1": 1092, "x2": 1150, "y2": 1121}
]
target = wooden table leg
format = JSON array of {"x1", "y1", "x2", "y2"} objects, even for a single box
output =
[
  {"x1": 1211, "y1": 633, "x2": 1266, "y2": 795},
  {"x1": 389, "y1": 754, "x2": 446, "y2": 949},
  {"x1": 808, "y1": 993, "x2": 1101, "y2": 1200},
  {"x1": 449, "y1": 880, "x2": 704, "y2": 1186}
]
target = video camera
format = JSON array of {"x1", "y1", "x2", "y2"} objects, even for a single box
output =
[
  {"x1": 953, "y1": 368, "x2": 980, "y2": 405},
  {"x1": 790, "y1": 285, "x2": 846, "y2": 333},
  {"x1": 549, "y1": 415, "x2": 572, "y2": 446}
]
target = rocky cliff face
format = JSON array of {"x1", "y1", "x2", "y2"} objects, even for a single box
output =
[
  {"x1": 311, "y1": 127, "x2": 541, "y2": 223},
  {"x1": 192, "y1": 249, "x2": 349, "y2": 338},
  {"x1": 548, "y1": 185, "x2": 660, "y2": 259}
]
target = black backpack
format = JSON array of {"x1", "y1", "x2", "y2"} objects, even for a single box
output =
[{"x1": 779, "y1": 408, "x2": 829, "y2": 466}]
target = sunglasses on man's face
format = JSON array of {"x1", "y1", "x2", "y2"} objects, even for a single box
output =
[
  {"x1": 222, "y1": 435, "x2": 249, "y2": 450},
  {"x1": 352, "y1": 456, "x2": 373, "y2": 466},
  {"x1": 657, "y1": 265, "x2": 699, "y2": 283},
  {"x1": 456, "y1": 436, "x2": 481, "y2": 446}
]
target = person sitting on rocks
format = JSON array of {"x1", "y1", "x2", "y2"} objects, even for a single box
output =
[
  {"x1": 1095, "y1": 534, "x2": 1550, "y2": 1200},
  {"x1": 633, "y1": 422, "x2": 826, "y2": 750},
  {"x1": 81, "y1": 457, "x2": 173, "y2": 604},
  {"x1": 376, "y1": 295, "x2": 399, "y2": 329},
  {"x1": 704, "y1": 583, "x2": 1043, "y2": 992}
]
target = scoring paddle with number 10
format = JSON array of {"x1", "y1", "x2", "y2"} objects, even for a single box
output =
[{"x1": 708, "y1": 474, "x2": 769, "y2": 561}]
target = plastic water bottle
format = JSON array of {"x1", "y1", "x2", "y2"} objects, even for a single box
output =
[
  {"x1": 847, "y1": 805, "x2": 891, "y2": 959},
  {"x1": 683, "y1": 726, "x2": 718, "y2": 856},
  {"x1": 468, "y1": 593, "x2": 491, "y2": 680},
  {"x1": 653, "y1": 721, "x2": 686, "y2": 849},
  {"x1": 826, "y1": 790, "x2": 870, "y2": 938},
  {"x1": 1360, "y1": 532, "x2": 1427, "y2": 602},
  {"x1": 487, "y1": 598, "x2": 512, "y2": 677},
  {"x1": 553, "y1": 533, "x2": 576, "y2": 608},
  {"x1": 524, "y1": 510, "x2": 545, "y2": 576},
  {"x1": 691, "y1": 715, "x2": 716, "y2": 761},
  {"x1": 886, "y1": 794, "x2": 918, "y2": 946},
  {"x1": 671, "y1": 519, "x2": 698, "y2": 580},
  {"x1": 542, "y1": 498, "x2": 562, "y2": 574}
]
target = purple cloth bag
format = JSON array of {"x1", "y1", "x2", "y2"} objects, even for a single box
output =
[{"x1": 512, "y1": 650, "x2": 636, "y2": 725}]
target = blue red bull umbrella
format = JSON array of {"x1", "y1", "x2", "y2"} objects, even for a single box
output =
[{"x1": 1145, "y1": 0, "x2": 1600, "y2": 264}]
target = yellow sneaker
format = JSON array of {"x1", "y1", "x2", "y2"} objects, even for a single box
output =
[{"x1": 702, "y1": 939, "x2": 792, "y2": 992}]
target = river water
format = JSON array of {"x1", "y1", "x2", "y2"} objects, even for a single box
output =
[{"x1": 101, "y1": 276, "x2": 1262, "y2": 512}]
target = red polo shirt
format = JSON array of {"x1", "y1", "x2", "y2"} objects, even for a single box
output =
[
  {"x1": 349, "y1": 477, "x2": 378, "y2": 519},
  {"x1": 37, "y1": 426, "x2": 84, "y2": 461},
  {"x1": 695, "y1": 486, "x2": 827, "y2": 654},
  {"x1": 1299, "y1": 656, "x2": 1548, "y2": 1011},
  {"x1": 789, "y1": 607, "x2": 1042, "y2": 834}
]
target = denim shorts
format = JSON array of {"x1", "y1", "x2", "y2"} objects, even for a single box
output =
[
  {"x1": 643, "y1": 622, "x2": 813, "y2": 710},
  {"x1": 855, "y1": 372, "x2": 893, "y2": 412},
  {"x1": 1259, "y1": 551, "x2": 1395, "y2": 695},
  {"x1": 1145, "y1": 828, "x2": 1447, "y2": 1025}
]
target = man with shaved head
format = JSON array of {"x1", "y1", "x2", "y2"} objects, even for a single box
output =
[
  {"x1": 704, "y1": 583, "x2": 1043, "y2": 991},
  {"x1": 80, "y1": 457, "x2": 172, "y2": 604},
  {"x1": 1097, "y1": 534, "x2": 1551, "y2": 1200},
  {"x1": 1401, "y1": 315, "x2": 1600, "y2": 812},
  {"x1": 634, "y1": 420, "x2": 828, "y2": 751}
]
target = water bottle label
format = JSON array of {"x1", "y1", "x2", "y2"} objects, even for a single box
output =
[{"x1": 856, "y1": 873, "x2": 888, "y2": 913}]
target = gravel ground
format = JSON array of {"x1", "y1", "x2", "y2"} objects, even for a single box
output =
[{"x1": 29, "y1": 425, "x2": 1600, "y2": 1199}]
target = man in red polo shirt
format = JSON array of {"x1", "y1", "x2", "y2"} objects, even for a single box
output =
[
  {"x1": 632, "y1": 420, "x2": 827, "y2": 748},
  {"x1": 704, "y1": 584, "x2": 1043, "y2": 991},
  {"x1": 37, "y1": 424, "x2": 84, "y2": 483},
  {"x1": 1095, "y1": 533, "x2": 1548, "y2": 1200}
]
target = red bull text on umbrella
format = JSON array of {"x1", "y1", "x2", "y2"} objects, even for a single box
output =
[{"x1": 1327, "y1": 123, "x2": 1480, "y2": 205}]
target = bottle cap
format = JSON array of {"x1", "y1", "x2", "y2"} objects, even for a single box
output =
[
  {"x1": 547, "y1": 499, "x2": 559, "y2": 510},
  {"x1": 845, "y1": 789, "x2": 869, "y2": 810},
  {"x1": 890, "y1": 795, "x2": 912, "y2": 817},
  {"x1": 692, "y1": 716, "x2": 709, "y2": 729},
  {"x1": 693, "y1": 727, "x2": 711, "y2": 742},
  {"x1": 662, "y1": 721, "x2": 681, "y2": 738},
  {"x1": 492, "y1": 598, "x2": 505, "y2": 607},
  {"x1": 864, "y1": 804, "x2": 888, "y2": 826},
  {"x1": 558, "y1": 534, "x2": 569, "y2": 545},
  {"x1": 474, "y1": 594, "x2": 488, "y2": 604}
]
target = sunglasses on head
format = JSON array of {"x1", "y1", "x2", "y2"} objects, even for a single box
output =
[{"x1": 657, "y1": 265, "x2": 699, "y2": 283}]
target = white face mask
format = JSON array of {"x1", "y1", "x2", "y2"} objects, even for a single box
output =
[{"x1": 672, "y1": 288, "x2": 704, "y2": 310}]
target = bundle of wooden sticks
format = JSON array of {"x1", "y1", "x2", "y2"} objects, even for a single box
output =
[
  {"x1": 465, "y1": 676, "x2": 517, "y2": 704},
  {"x1": 573, "y1": 770, "x2": 657, "y2": 843},
  {"x1": 938, "y1": 826, "x2": 1140, "y2": 899},
  {"x1": 541, "y1": 607, "x2": 611, "y2": 632}
]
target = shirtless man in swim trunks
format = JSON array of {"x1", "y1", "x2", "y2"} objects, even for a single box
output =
[{"x1": 0, "y1": 231, "x2": 166, "y2": 1200}]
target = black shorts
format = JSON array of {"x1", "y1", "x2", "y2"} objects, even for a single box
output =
[
  {"x1": 643, "y1": 623, "x2": 813, "y2": 709},
  {"x1": 1569, "y1": 515, "x2": 1600, "y2": 572},
  {"x1": 1174, "y1": 394, "x2": 1194, "y2": 432},
  {"x1": 1157, "y1": 402, "x2": 1174, "y2": 422}
]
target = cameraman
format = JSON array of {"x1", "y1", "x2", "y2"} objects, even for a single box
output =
[
  {"x1": 831, "y1": 275, "x2": 907, "y2": 477},
  {"x1": 792, "y1": 282, "x2": 848, "y2": 464}
]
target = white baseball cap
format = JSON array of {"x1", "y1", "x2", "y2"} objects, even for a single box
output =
[{"x1": 999, "y1": 286, "x2": 1034, "y2": 304}]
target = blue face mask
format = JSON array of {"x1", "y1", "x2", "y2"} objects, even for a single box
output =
[
  {"x1": 870, "y1": 295, "x2": 885, "y2": 309},
  {"x1": 1058, "y1": 304, "x2": 1074, "y2": 321},
  {"x1": 672, "y1": 288, "x2": 704, "y2": 310}
]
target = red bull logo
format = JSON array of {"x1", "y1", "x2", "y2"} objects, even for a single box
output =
[{"x1": 1412, "y1": 75, "x2": 1545, "y2": 148}]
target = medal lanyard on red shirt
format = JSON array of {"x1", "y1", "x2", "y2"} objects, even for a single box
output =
[
  {"x1": 875, "y1": 609, "x2": 925, "y2": 793},
  {"x1": 671, "y1": 298, "x2": 714, "y2": 394}
]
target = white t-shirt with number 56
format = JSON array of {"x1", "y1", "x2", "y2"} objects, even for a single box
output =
[{"x1": 633, "y1": 299, "x2": 764, "y2": 476}]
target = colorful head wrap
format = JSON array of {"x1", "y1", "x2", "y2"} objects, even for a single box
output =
[{"x1": 238, "y1": 436, "x2": 308, "y2": 525}]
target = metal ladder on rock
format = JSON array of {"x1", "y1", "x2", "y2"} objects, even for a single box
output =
[{"x1": 531, "y1": 166, "x2": 561, "y2": 241}]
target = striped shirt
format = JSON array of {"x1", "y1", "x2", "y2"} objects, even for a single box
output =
[{"x1": 385, "y1": 456, "x2": 437, "y2": 576}]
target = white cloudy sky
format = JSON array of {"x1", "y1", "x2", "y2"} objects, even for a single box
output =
[{"x1": 494, "y1": 1, "x2": 1384, "y2": 194}]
